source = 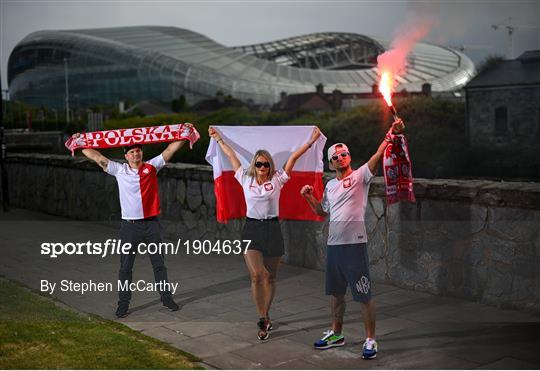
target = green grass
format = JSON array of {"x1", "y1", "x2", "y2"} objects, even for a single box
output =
[{"x1": 0, "y1": 279, "x2": 202, "y2": 369}]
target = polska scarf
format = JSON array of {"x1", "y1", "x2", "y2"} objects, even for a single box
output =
[
  {"x1": 383, "y1": 129, "x2": 416, "y2": 205},
  {"x1": 65, "y1": 123, "x2": 200, "y2": 155}
]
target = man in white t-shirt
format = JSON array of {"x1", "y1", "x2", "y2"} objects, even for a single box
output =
[
  {"x1": 73, "y1": 131, "x2": 191, "y2": 318},
  {"x1": 301, "y1": 119, "x2": 404, "y2": 360}
]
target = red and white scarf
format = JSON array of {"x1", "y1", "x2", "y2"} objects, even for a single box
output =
[
  {"x1": 65, "y1": 123, "x2": 200, "y2": 155},
  {"x1": 383, "y1": 129, "x2": 416, "y2": 205}
]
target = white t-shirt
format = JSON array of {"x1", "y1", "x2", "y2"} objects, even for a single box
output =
[
  {"x1": 234, "y1": 167, "x2": 290, "y2": 220},
  {"x1": 321, "y1": 164, "x2": 374, "y2": 245},
  {"x1": 106, "y1": 155, "x2": 166, "y2": 220}
]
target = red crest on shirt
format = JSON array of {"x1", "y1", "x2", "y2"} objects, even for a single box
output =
[
  {"x1": 264, "y1": 183, "x2": 274, "y2": 191},
  {"x1": 343, "y1": 178, "x2": 352, "y2": 188}
]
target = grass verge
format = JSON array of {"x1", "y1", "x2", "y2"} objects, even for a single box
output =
[{"x1": 0, "y1": 279, "x2": 202, "y2": 369}]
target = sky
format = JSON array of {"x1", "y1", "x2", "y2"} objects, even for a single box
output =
[{"x1": 1, "y1": 0, "x2": 539, "y2": 89}]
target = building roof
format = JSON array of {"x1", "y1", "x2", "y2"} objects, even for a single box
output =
[
  {"x1": 465, "y1": 50, "x2": 540, "y2": 89},
  {"x1": 9, "y1": 26, "x2": 477, "y2": 107},
  {"x1": 124, "y1": 101, "x2": 174, "y2": 116},
  {"x1": 272, "y1": 93, "x2": 333, "y2": 112},
  {"x1": 191, "y1": 94, "x2": 250, "y2": 113}
]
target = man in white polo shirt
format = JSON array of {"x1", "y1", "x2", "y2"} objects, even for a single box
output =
[
  {"x1": 73, "y1": 129, "x2": 191, "y2": 318},
  {"x1": 301, "y1": 119, "x2": 404, "y2": 360}
]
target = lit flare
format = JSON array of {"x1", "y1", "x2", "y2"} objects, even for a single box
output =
[
  {"x1": 379, "y1": 71, "x2": 394, "y2": 107},
  {"x1": 379, "y1": 70, "x2": 399, "y2": 120}
]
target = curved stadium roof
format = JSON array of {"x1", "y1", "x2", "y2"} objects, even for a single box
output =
[{"x1": 8, "y1": 26, "x2": 476, "y2": 108}]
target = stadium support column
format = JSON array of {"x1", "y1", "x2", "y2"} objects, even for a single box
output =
[{"x1": 0, "y1": 84, "x2": 10, "y2": 212}]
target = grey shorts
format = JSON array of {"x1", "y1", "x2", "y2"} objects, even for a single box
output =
[{"x1": 325, "y1": 243, "x2": 372, "y2": 303}]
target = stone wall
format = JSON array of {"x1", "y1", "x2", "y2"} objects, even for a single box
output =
[
  {"x1": 6, "y1": 153, "x2": 540, "y2": 312},
  {"x1": 467, "y1": 85, "x2": 540, "y2": 148},
  {"x1": 6, "y1": 130, "x2": 66, "y2": 153}
]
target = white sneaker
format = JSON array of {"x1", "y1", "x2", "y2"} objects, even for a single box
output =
[{"x1": 362, "y1": 338, "x2": 378, "y2": 359}]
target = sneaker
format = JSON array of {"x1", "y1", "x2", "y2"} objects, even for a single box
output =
[
  {"x1": 257, "y1": 317, "x2": 270, "y2": 340},
  {"x1": 314, "y1": 330, "x2": 345, "y2": 349},
  {"x1": 162, "y1": 297, "x2": 179, "y2": 311},
  {"x1": 115, "y1": 302, "x2": 129, "y2": 318},
  {"x1": 362, "y1": 338, "x2": 378, "y2": 359}
]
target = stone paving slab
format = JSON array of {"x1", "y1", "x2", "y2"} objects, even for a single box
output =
[
  {"x1": 277, "y1": 309, "x2": 332, "y2": 331},
  {"x1": 477, "y1": 357, "x2": 540, "y2": 370},
  {"x1": 368, "y1": 349, "x2": 480, "y2": 370},
  {"x1": 230, "y1": 338, "x2": 314, "y2": 366},
  {"x1": 176, "y1": 332, "x2": 253, "y2": 358},
  {"x1": 204, "y1": 352, "x2": 264, "y2": 370},
  {"x1": 163, "y1": 321, "x2": 245, "y2": 339},
  {"x1": 272, "y1": 295, "x2": 329, "y2": 313},
  {"x1": 125, "y1": 320, "x2": 176, "y2": 332},
  {"x1": 1, "y1": 208, "x2": 539, "y2": 369},
  {"x1": 141, "y1": 325, "x2": 191, "y2": 345},
  {"x1": 374, "y1": 288, "x2": 434, "y2": 305},
  {"x1": 270, "y1": 358, "x2": 321, "y2": 370}
]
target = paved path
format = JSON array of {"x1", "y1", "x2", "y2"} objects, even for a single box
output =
[{"x1": 1, "y1": 209, "x2": 539, "y2": 369}]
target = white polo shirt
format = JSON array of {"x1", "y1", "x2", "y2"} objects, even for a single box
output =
[
  {"x1": 234, "y1": 167, "x2": 290, "y2": 220},
  {"x1": 106, "y1": 155, "x2": 165, "y2": 220},
  {"x1": 321, "y1": 164, "x2": 374, "y2": 245}
]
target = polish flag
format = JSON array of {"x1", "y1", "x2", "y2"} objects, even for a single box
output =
[{"x1": 205, "y1": 126, "x2": 327, "y2": 223}]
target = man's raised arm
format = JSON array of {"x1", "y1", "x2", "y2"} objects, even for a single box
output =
[
  {"x1": 72, "y1": 133, "x2": 110, "y2": 171},
  {"x1": 161, "y1": 141, "x2": 186, "y2": 163},
  {"x1": 82, "y1": 148, "x2": 109, "y2": 171},
  {"x1": 367, "y1": 118, "x2": 404, "y2": 174},
  {"x1": 301, "y1": 185, "x2": 328, "y2": 218},
  {"x1": 161, "y1": 123, "x2": 195, "y2": 162}
]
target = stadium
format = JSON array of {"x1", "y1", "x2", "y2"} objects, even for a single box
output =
[{"x1": 8, "y1": 26, "x2": 476, "y2": 108}]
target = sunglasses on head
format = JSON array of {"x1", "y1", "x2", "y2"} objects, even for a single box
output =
[
  {"x1": 331, "y1": 152, "x2": 349, "y2": 161},
  {"x1": 255, "y1": 161, "x2": 270, "y2": 168}
]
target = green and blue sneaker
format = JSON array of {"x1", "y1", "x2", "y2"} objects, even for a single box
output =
[
  {"x1": 362, "y1": 338, "x2": 378, "y2": 359},
  {"x1": 314, "y1": 330, "x2": 345, "y2": 349}
]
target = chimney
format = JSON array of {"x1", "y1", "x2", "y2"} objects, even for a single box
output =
[
  {"x1": 316, "y1": 83, "x2": 324, "y2": 95},
  {"x1": 280, "y1": 91, "x2": 287, "y2": 102},
  {"x1": 216, "y1": 90, "x2": 224, "y2": 103},
  {"x1": 422, "y1": 83, "x2": 432, "y2": 96},
  {"x1": 332, "y1": 89, "x2": 343, "y2": 111}
]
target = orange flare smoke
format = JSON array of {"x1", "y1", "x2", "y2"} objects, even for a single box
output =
[{"x1": 376, "y1": 16, "x2": 437, "y2": 110}]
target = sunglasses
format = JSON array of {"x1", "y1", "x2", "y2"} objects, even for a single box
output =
[
  {"x1": 255, "y1": 161, "x2": 270, "y2": 168},
  {"x1": 331, "y1": 152, "x2": 349, "y2": 161}
]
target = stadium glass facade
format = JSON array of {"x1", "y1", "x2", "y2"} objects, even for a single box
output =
[{"x1": 8, "y1": 26, "x2": 476, "y2": 108}]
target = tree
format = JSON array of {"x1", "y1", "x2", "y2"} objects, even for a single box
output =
[{"x1": 475, "y1": 54, "x2": 505, "y2": 75}]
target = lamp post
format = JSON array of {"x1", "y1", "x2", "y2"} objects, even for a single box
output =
[
  {"x1": 1, "y1": 89, "x2": 7, "y2": 121},
  {"x1": 64, "y1": 58, "x2": 70, "y2": 125}
]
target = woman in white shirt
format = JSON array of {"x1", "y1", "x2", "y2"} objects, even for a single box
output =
[{"x1": 209, "y1": 126, "x2": 321, "y2": 340}]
